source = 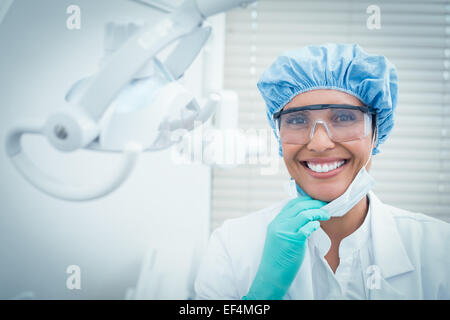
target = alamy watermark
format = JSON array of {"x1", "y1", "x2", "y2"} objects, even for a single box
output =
[
  {"x1": 366, "y1": 5, "x2": 381, "y2": 30},
  {"x1": 66, "y1": 264, "x2": 81, "y2": 290},
  {"x1": 66, "y1": 5, "x2": 81, "y2": 30}
]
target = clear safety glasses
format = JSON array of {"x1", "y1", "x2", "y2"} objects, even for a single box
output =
[{"x1": 273, "y1": 104, "x2": 373, "y2": 145}]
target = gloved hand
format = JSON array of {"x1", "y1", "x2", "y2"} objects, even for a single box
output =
[{"x1": 243, "y1": 195, "x2": 329, "y2": 300}]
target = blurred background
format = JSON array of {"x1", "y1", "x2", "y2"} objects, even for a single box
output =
[{"x1": 0, "y1": 0, "x2": 449, "y2": 299}]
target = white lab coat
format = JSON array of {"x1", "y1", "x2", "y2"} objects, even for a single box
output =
[{"x1": 194, "y1": 191, "x2": 450, "y2": 299}]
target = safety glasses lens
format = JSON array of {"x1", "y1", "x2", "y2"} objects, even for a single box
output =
[{"x1": 278, "y1": 108, "x2": 370, "y2": 144}]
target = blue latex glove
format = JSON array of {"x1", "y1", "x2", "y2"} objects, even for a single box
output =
[{"x1": 243, "y1": 196, "x2": 329, "y2": 300}]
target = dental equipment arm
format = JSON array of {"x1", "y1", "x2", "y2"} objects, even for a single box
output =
[{"x1": 5, "y1": 0, "x2": 256, "y2": 201}]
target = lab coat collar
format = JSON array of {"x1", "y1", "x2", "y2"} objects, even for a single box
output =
[
  {"x1": 369, "y1": 191, "x2": 415, "y2": 279},
  {"x1": 307, "y1": 204, "x2": 371, "y2": 259}
]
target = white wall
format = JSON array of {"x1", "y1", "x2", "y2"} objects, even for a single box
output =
[{"x1": 0, "y1": 0, "x2": 211, "y2": 299}]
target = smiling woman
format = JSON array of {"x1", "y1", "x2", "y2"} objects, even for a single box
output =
[
  {"x1": 194, "y1": 43, "x2": 450, "y2": 300},
  {"x1": 279, "y1": 90, "x2": 378, "y2": 275}
]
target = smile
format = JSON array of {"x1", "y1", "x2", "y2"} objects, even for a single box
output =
[
  {"x1": 306, "y1": 160, "x2": 345, "y2": 173},
  {"x1": 300, "y1": 158, "x2": 349, "y2": 178}
]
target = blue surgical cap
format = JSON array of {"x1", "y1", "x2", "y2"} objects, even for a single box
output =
[{"x1": 257, "y1": 43, "x2": 398, "y2": 157}]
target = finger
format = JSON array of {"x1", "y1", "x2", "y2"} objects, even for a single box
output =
[
  {"x1": 295, "y1": 220, "x2": 321, "y2": 242},
  {"x1": 282, "y1": 199, "x2": 328, "y2": 219},
  {"x1": 277, "y1": 197, "x2": 309, "y2": 219},
  {"x1": 291, "y1": 209, "x2": 330, "y2": 231},
  {"x1": 282, "y1": 195, "x2": 312, "y2": 211}
]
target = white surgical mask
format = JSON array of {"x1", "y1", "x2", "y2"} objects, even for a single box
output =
[{"x1": 288, "y1": 128, "x2": 377, "y2": 217}]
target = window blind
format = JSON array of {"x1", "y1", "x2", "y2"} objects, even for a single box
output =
[{"x1": 212, "y1": 0, "x2": 450, "y2": 230}]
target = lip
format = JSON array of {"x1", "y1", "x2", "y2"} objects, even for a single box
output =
[{"x1": 299, "y1": 158, "x2": 350, "y2": 179}]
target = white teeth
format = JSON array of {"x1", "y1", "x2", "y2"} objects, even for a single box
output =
[{"x1": 306, "y1": 160, "x2": 345, "y2": 173}]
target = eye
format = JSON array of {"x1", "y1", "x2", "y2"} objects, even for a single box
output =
[
  {"x1": 332, "y1": 111, "x2": 358, "y2": 123},
  {"x1": 337, "y1": 114, "x2": 355, "y2": 121},
  {"x1": 285, "y1": 115, "x2": 308, "y2": 125}
]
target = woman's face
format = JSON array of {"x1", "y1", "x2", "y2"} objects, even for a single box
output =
[{"x1": 282, "y1": 89, "x2": 374, "y2": 202}]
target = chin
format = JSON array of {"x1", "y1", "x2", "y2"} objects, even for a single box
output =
[{"x1": 302, "y1": 183, "x2": 347, "y2": 202}]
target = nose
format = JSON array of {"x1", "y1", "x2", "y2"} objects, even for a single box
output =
[{"x1": 306, "y1": 123, "x2": 335, "y2": 152}]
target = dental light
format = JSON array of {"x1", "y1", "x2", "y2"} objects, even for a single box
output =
[{"x1": 5, "y1": 0, "x2": 256, "y2": 201}]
